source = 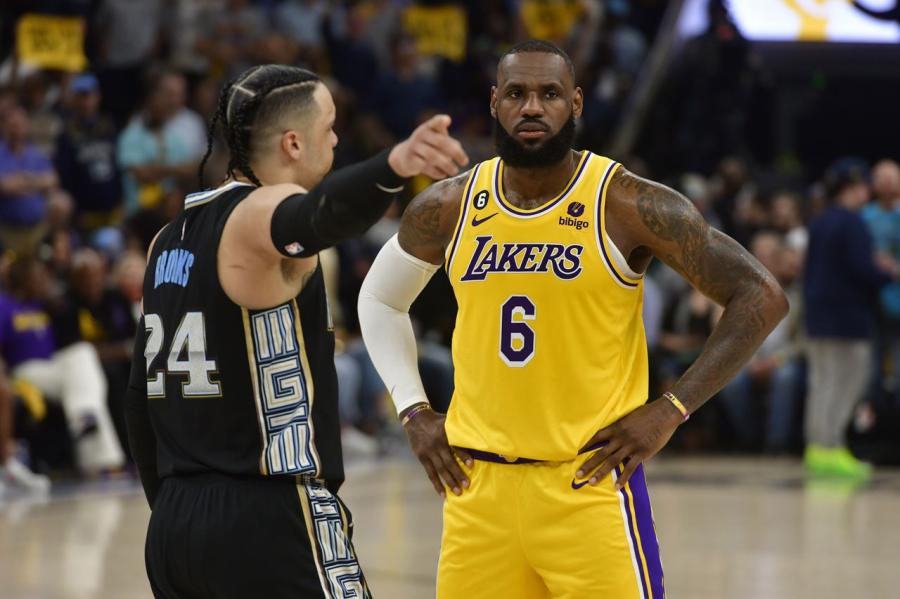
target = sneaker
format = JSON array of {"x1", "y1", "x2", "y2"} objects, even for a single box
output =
[
  {"x1": 803, "y1": 444, "x2": 830, "y2": 476},
  {"x1": 2, "y1": 457, "x2": 51, "y2": 494},
  {"x1": 830, "y1": 447, "x2": 872, "y2": 480}
]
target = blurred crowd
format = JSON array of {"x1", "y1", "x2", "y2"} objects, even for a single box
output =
[{"x1": 0, "y1": 0, "x2": 897, "y2": 495}]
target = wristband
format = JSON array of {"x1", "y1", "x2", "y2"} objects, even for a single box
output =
[
  {"x1": 663, "y1": 391, "x2": 690, "y2": 421},
  {"x1": 401, "y1": 403, "x2": 432, "y2": 427}
]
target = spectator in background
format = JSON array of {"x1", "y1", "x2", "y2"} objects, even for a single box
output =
[
  {"x1": 93, "y1": 0, "x2": 163, "y2": 127},
  {"x1": 55, "y1": 73, "x2": 123, "y2": 233},
  {"x1": 0, "y1": 106, "x2": 60, "y2": 254},
  {"x1": 770, "y1": 190, "x2": 808, "y2": 255},
  {"x1": 19, "y1": 71, "x2": 63, "y2": 158},
  {"x1": 163, "y1": 71, "x2": 208, "y2": 161},
  {"x1": 861, "y1": 159, "x2": 900, "y2": 409},
  {"x1": 0, "y1": 256, "x2": 124, "y2": 474},
  {"x1": 0, "y1": 360, "x2": 51, "y2": 494},
  {"x1": 360, "y1": 34, "x2": 440, "y2": 151},
  {"x1": 194, "y1": 0, "x2": 268, "y2": 80},
  {"x1": 324, "y1": 4, "x2": 380, "y2": 104},
  {"x1": 117, "y1": 72, "x2": 197, "y2": 214},
  {"x1": 355, "y1": 0, "x2": 402, "y2": 72},
  {"x1": 709, "y1": 156, "x2": 756, "y2": 246},
  {"x1": 680, "y1": 172, "x2": 722, "y2": 230},
  {"x1": 276, "y1": 0, "x2": 328, "y2": 70},
  {"x1": 803, "y1": 163, "x2": 897, "y2": 479},
  {"x1": 53, "y1": 249, "x2": 137, "y2": 458},
  {"x1": 656, "y1": 287, "x2": 721, "y2": 391},
  {"x1": 112, "y1": 250, "x2": 145, "y2": 322},
  {"x1": 720, "y1": 232, "x2": 804, "y2": 452}
]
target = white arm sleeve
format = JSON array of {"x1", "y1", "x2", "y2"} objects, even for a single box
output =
[{"x1": 357, "y1": 234, "x2": 440, "y2": 415}]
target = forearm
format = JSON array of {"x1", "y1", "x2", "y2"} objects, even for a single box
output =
[
  {"x1": 271, "y1": 148, "x2": 405, "y2": 258},
  {"x1": 671, "y1": 279, "x2": 787, "y2": 413},
  {"x1": 358, "y1": 235, "x2": 437, "y2": 414}
]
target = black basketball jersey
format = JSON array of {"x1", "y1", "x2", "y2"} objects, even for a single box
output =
[{"x1": 141, "y1": 182, "x2": 344, "y2": 491}]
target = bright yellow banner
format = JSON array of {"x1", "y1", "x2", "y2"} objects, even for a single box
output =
[
  {"x1": 520, "y1": 0, "x2": 585, "y2": 41},
  {"x1": 403, "y1": 5, "x2": 467, "y2": 63},
  {"x1": 16, "y1": 14, "x2": 87, "y2": 72}
]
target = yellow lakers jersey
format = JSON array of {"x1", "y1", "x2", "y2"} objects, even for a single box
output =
[{"x1": 444, "y1": 152, "x2": 648, "y2": 460}]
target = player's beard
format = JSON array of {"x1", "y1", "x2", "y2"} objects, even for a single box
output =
[{"x1": 493, "y1": 113, "x2": 576, "y2": 168}]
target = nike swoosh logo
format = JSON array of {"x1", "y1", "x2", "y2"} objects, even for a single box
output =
[
  {"x1": 571, "y1": 479, "x2": 590, "y2": 490},
  {"x1": 471, "y1": 213, "x2": 498, "y2": 227}
]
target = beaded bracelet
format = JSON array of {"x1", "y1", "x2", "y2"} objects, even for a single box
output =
[
  {"x1": 400, "y1": 403, "x2": 432, "y2": 427},
  {"x1": 663, "y1": 391, "x2": 690, "y2": 421}
]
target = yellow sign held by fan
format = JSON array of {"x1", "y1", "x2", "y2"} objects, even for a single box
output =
[
  {"x1": 16, "y1": 14, "x2": 87, "y2": 72},
  {"x1": 402, "y1": 5, "x2": 467, "y2": 63}
]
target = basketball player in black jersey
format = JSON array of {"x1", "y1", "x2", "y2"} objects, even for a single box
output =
[{"x1": 124, "y1": 65, "x2": 468, "y2": 598}]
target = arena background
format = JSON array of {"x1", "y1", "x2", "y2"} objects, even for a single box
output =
[{"x1": 1, "y1": 1, "x2": 900, "y2": 598}]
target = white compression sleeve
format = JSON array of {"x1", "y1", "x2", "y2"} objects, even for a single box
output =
[{"x1": 357, "y1": 234, "x2": 439, "y2": 415}]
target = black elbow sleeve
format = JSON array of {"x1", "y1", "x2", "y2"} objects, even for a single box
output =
[{"x1": 270, "y1": 148, "x2": 406, "y2": 258}]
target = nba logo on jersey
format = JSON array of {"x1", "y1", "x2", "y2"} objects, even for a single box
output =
[{"x1": 284, "y1": 242, "x2": 304, "y2": 255}]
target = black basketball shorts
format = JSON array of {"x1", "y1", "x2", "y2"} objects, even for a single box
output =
[{"x1": 145, "y1": 473, "x2": 371, "y2": 598}]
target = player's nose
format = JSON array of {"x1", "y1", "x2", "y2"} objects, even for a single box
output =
[{"x1": 521, "y1": 92, "x2": 545, "y2": 116}]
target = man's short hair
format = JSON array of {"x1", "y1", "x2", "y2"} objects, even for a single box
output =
[{"x1": 500, "y1": 40, "x2": 575, "y2": 80}]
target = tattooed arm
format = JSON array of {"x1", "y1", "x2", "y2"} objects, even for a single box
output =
[
  {"x1": 576, "y1": 167, "x2": 789, "y2": 488},
  {"x1": 397, "y1": 172, "x2": 470, "y2": 264},
  {"x1": 359, "y1": 172, "x2": 474, "y2": 498},
  {"x1": 614, "y1": 168, "x2": 788, "y2": 408}
]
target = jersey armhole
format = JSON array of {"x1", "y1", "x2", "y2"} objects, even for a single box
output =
[
  {"x1": 444, "y1": 164, "x2": 482, "y2": 272},
  {"x1": 595, "y1": 162, "x2": 643, "y2": 290}
]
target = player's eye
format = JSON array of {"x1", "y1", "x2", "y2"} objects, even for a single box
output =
[
  {"x1": 508, "y1": 89, "x2": 522, "y2": 99},
  {"x1": 546, "y1": 90, "x2": 559, "y2": 99}
]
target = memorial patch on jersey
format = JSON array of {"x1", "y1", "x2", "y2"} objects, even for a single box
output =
[
  {"x1": 248, "y1": 303, "x2": 317, "y2": 475},
  {"x1": 153, "y1": 248, "x2": 195, "y2": 289},
  {"x1": 460, "y1": 235, "x2": 583, "y2": 282}
]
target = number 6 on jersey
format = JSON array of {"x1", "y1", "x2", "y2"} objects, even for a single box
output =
[{"x1": 500, "y1": 295, "x2": 536, "y2": 367}]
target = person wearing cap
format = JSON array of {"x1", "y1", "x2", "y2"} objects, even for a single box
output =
[
  {"x1": 55, "y1": 73, "x2": 123, "y2": 233},
  {"x1": 802, "y1": 161, "x2": 899, "y2": 479}
]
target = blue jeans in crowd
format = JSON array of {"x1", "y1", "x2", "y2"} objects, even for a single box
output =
[{"x1": 719, "y1": 358, "x2": 804, "y2": 452}]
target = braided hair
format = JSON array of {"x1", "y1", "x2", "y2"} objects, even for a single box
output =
[{"x1": 198, "y1": 65, "x2": 321, "y2": 188}]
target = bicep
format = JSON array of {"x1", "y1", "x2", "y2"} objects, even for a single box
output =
[
  {"x1": 397, "y1": 175, "x2": 466, "y2": 265},
  {"x1": 618, "y1": 169, "x2": 774, "y2": 306}
]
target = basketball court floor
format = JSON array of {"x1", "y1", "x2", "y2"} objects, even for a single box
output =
[{"x1": 2, "y1": 454, "x2": 899, "y2": 599}]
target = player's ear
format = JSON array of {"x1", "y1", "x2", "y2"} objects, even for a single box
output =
[
  {"x1": 490, "y1": 86, "x2": 498, "y2": 118},
  {"x1": 281, "y1": 130, "x2": 304, "y2": 161},
  {"x1": 572, "y1": 86, "x2": 584, "y2": 119}
]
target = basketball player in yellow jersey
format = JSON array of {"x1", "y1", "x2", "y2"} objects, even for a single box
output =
[{"x1": 359, "y1": 41, "x2": 788, "y2": 598}]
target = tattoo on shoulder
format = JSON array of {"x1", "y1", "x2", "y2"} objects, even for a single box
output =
[
  {"x1": 399, "y1": 171, "x2": 469, "y2": 251},
  {"x1": 615, "y1": 169, "x2": 708, "y2": 279}
]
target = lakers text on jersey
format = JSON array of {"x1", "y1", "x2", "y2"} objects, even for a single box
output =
[{"x1": 444, "y1": 152, "x2": 648, "y2": 461}]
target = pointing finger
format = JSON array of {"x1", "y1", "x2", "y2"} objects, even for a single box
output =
[
  {"x1": 421, "y1": 129, "x2": 469, "y2": 169},
  {"x1": 425, "y1": 114, "x2": 452, "y2": 134}
]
